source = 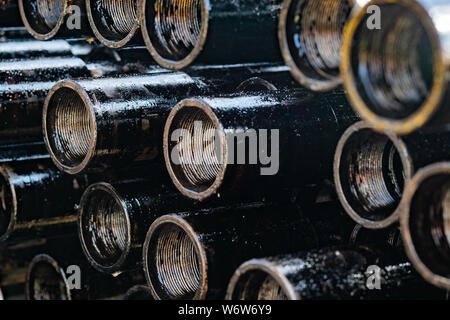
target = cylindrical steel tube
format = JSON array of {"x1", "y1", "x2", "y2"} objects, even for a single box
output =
[
  {"x1": 400, "y1": 162, "x2": 450, "y2": 290},
  {"x1": 0, "y1": 141, "x2": 49, "y2": 163},
  {"x1": 0, "y1": 39, "x2": 74, "y2": 59},
  {"x1": 0, "y1": 0, "x2": 22, "y2": 27},
  {"x1": 334, "y1": 121, "x2": 450, "y2": 229},
  {"x1": 164, "y1": 89, "x2": 358, "y2": 201},
  {"x1": 340, "y1": 0, "x2": 450, "y2": 135},
  {"x1": 278, "y1": 0, "x2": 368, "y2": 91},
  {"x1": 143, "y1": 202, "x2": 357, "y2": 300},
  {"x1": 226, "y1": 246, "x2": 444, "y2": 300},
  {"x1": 42, "y1": 63, "x2": 294, "y2": 174},
  {"x1": 86, "y1": 0, "x2": 143, "y2": 48},
  {"x1": 141, "y1": 0, "x2": 283, "y2": 69},
  {"x1": 0, "y1": 57, "x2": 120, "y2": 143},
  {"x1": 123, "y1": 285, "x2": 153, "y2": 300},
  {"x1": 78, "y1": 179, "x2": 222, "y2": 274},
  {"x1": 0, "y1": 161, "x2": 90, "y2": 242},
  {"x1": 25, "y1": 252, "x2": 144, "y2": 300},
  {"x1": 18, "y1": 0, "x2": 90, "y2": 40}
]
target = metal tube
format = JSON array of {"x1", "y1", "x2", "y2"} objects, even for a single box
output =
[
  {"x1": 400, "y1": 162, "x2": 450, "y2": 290},
  {"x1": 0, "y1": 161, "x2": 90, "y2": 242},
  {"x1": 0, "y1": 39, "x2": 74, "y2": 59},
  {"x1": 86, "y1": 0, "x2": 143, "y2": 48},
  {"x1": 0, "y1": 57, "x2": 120, "y2": 143},
  {"x1": 0, "y1": 0, "x2": 22, "y2": 27},
  {"x1": 142, "y1": 202, "x2": 357, "y2": 300},
  {"x1": 278, "y1": 0, "x2": 368, "y2": 91},
  {"x1": 226, "y1": 246, "x2": 445, "y2": 300},
  {"x1": 42, "y1": 63, "x2": 295, "y2": 175},
  {"x1": 78, "y1": 179, "x2": 227, "y2": 275},
  {"x1": 25, "y1": 252, "x2": 144, "y2": 300},
  {"x1": 123, "y1": 285, "x2": 153, "y2": 300},
  {"x1": 334, "y1": 121, "x2": 450, "y2": 229},
  {"x1": 341, "y1": 0, "x2": 450, "y2": 135},
  {"x1": 18, "y1": 0, "x2": 90, "y2": 40},
  {"x1": 164, "y1": 89, "x2": 358, "y2": 201},
  {"x1": 0, "y1": 141, "x2": 49, "y2": 163},
  {"x1": 141, "y1": 0, "x2": 283, "y2": 69}
]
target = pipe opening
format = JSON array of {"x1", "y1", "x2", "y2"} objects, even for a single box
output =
[
  {"x1": 0, "y1": 173, "x2": 13, "y2": 239},
  {"x1": 88, "y1": 0, "x2": 140, "y2": 44},
  {"x1": 146, "y1": 222, "x2": 202, "y2": 300},
  {"x1": 409, "y1": 173, "x2": 450, "y2": 278},
  {"x1": 349, "y1": 4, "x2": 435, "y2": 119},
  {"x1": 230, "y1": 270, "x2": 289, "y2": 300},
  {"x1": 338, "y1": 128, "x2": 406, "y2": 222},
  {"x1": 124, "y1": 285, "x2": 153, "y2": 300},
  {"x1": 79, "y1": 187, "x2": 129, "y2": 269},
  {"x1": 20, "y1": 0, "x2": 65, "y2": 36},
  {"x1": 27, "y1": 258, "x2": 68, "y2": 300},
  {"x1": 285, "y1": 0, "x2": 352, "y2": 84},
  {"x1": 144, "y1": 0, "x2": 204, "y2": 63},
  {"x1": 45, "y1": 87, "x2": 93, "y2": 169},
  {"x1": 167, "y1": 106, "x2": 222, "y2": 194}
]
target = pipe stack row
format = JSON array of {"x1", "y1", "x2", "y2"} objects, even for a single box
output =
[{"x1": 0, "y1": 0, "x2": 448, "y2": 300}]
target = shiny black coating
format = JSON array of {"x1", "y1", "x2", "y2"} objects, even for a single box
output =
[
  {"x1": 165, "y1": 88, "x2": 359, "y2": 201},
  {"x1": 0, "y1": 39, "x2": 73, "y2": 59},
  {"x1": 0, "y1": 161, "x2": 91, "y2": 242},
  {"x1": 143, "y1": 201, "x2": 359, "y2": 299},
  {"x1": 142, "y1": 0, "x2": 283, "y2": 69},
  {"x1": 227, "y1": 246, "x2": 445, "y2": 300}
]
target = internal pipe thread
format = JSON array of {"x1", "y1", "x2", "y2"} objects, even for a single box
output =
[
  {"x1": 292, "y1": 0, "x2": 351, "y2": 78},
  {"x1": 36, "y1": 0, "x2": 63, "y2": 30},
  {"x1": 348, "y1": 139, "x2": 402, "y2": 213},
  {"x1": 82, "y1": 190, "x2": 128, "y2": 266},
  {"x1": 154, "y1": 225, "x2": 201, "y2": 299},
  {"x1": 176, "y1": 109, "x2": 221, "y2": 187},
  {"x1": 429, "y1": 182, "x2": 450, "y2": 260},
  {"x1": 48, "y1": 88, "x2": 92, "y2": 167},
  {"x1": 256, "y1": 275, "x2": 288, "y2": 300},
  {"x1": 351, "y1": 5, "x2": 433, "y2": 119},
  {"x1": 151, "y1": 0, "x2": 202, "y2": 60},
  {"x1": 97, "y1": 0, "x2": 138, "y2": 37}
]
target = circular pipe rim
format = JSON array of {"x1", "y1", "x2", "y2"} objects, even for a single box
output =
[
  {"x1": 77, "y1": 182, "x2": 132, "y2": 274},
  {"x1": 142, "y1": 214, "x2": 208, "y2": 300},
  {"x1": 25, "y1": 254, "x2": 72, "y2": 300},
  {"x1": 400, "y1": 162, "x2": 450, "y2": 290},
  {"x1": 163, "y1": 98, "x2": 227, "y2": 201},
  {"x1": 340, "y1": 0, "x2": 446, "y2": 135},
  {"x1": 0, "y1": 166, "x2": 17, "y2": 242},
  {"x1": 140, "y1": 0, "x2": 209, "y2": 70},
  {"x1": 333, "y1": 121, "x2": 414, "y2": 229},
  {"x1": 18, "y1": 0, "x2": 69, "y2": 40},
  {"x1": 86, "y1": 0, "x2": 143, "y2": 48},
  {"x1": 42, "y1": 79, "x2": 97, "y2": 175},
  {"x1": 225, "y1": 259, "x2": 299, "y2": 300}
]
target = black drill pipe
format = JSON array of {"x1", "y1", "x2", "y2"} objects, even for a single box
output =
[
  {"x1": 42, "y1": 63, "x2": 295, "y2": 175},
  {"x1": 0, "y1": 161, "x2": 91, "y2": 242},
  {"x1": 25, "y1": 251, "x2": 144, "y2": 300},
  {"x1": 164, "y1": 88, "x2": 358, "y2": 201},
  {"x1": 141, "y1": 0, "x2": 283, "y2": 70},
  {"x1": 400, "y1": 162, "x2": 450, "y2": 290},
  {"x1": 0, "y1": 57, "x2": 121, "y2": 142},
  {"x1": 0, "y1": 39, "x2": 74, "y2": 59},
  {"x1": 0, "y1": 141, "x2": 49, "y2": 163},
  {"x1": 18, "y1": 0, "x2": 91, "y2": 41},
  {"x1": 123, "y1": 285, "x2": 153, "y2": 300},
  {"x1": 0, "y1": 26, "x2": 30, "y2": 40},
  {"x1": 340, "y1": 0, "x2": 450, "y2": 135},
  {"x1": 0, "y1": 0, "x2": 22, "y2": 27},
  {"x1": 334, "y1": 121, "x2": 450, "y2": 229},
  {"x1": 278, "y1": 0, "x2": 369, "y2": 91},
  {"x1": 86, "y1": 0, "x2": 143, "y2": 49},
  {"x1": 227, "y1": 246, "x2": 446, "y2": 300},
  {"x1": 78, "y1": 178, "x2": 243, "y2": 275},
  {"x1": 142, "y1": 201, "x2": 359, "y2": 300}
]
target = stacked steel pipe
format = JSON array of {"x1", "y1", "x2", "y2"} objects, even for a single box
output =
[{"x1": 0, "y1": 0, "x2": 448, "y2": 301}]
